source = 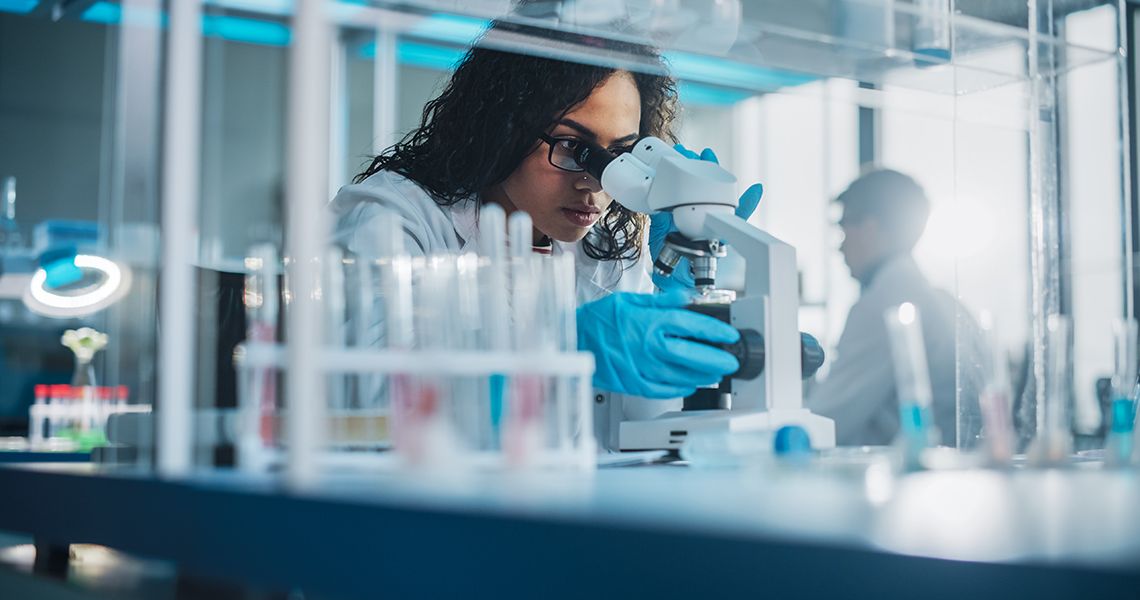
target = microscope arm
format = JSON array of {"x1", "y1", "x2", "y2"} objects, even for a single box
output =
[{"x1": 702, "y1": 212, "x2": 804, "y2": 412}]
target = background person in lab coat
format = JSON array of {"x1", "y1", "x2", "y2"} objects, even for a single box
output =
[
  {"x1": 331, "y1": 24, "x2": 762, "y2": 443},
  {"x1": 807, "y1": 169, "x2": 983, "y2": 446}
]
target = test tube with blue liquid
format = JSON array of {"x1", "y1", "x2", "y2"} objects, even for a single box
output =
[
  {"x1": 478, "y1": 204, "x2": 510, "y2": 449},
  {"x1": 884, "y1": 302, "x2": 935, "y2": 469},
  {"x1": 1106, "y1": 318, "x2": 1138, "y2": 466}
]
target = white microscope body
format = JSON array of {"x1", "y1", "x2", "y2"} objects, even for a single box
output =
[{"x1": 575, "y1": 137, "x2": 835, "y2": 450}]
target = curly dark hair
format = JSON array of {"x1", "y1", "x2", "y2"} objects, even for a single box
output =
[{"x1": 354, "y1": 24, "x2": 679, "y2": 262}]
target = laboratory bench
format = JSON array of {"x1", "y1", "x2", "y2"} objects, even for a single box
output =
[{"x1": 0, "y1": 458, "x2": 1139, "y2": 599}]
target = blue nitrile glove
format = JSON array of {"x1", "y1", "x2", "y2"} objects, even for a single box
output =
[
  {"x1": 649, "y1": 144, "x2": 764, "y2": 291},
  {"x1": 577, "y1": 290, "x2": 741, "y2": 399}
]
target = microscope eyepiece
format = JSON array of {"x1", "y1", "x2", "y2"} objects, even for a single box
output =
[{"x1": 571, "y1": 139, "x2": 616, "y2": 181}]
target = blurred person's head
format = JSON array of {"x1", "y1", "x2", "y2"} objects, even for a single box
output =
[{"x1": 836, "y1": 169, "x2": 930, "y2": 283}]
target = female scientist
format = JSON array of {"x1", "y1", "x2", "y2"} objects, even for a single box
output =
[{"x1": 331, "y1": 26, "x2": 761, "y2": 408}]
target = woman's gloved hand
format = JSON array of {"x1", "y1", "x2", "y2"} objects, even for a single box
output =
[
  {"x1": 577, "y1": 290, "x2": 741, "y2": 399},
  {"x1": 649, "y1": 144, "x2": 764, "y2": 292}
]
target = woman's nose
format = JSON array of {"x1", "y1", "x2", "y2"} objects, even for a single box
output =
[{"x1": 574, "y1": 173, "x2": 602, "y2": 193}]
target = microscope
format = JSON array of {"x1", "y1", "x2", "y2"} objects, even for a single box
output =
[{"x1": 572, "y1": 137, "x2": 836, "y2": 450}]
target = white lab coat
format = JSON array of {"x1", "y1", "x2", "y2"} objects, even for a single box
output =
[
  {"x1": 329, "y1": 170, "x2": 672, "y2": 450},
  {"x1": 330, "y1": 170, "x2": 654, "y2": 300},
  {"x1": 806, "y1": 255, "x2": 983, "y2": 446}
]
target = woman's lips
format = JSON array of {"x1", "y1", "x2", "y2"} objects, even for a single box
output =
[{"x1": 560, "y1": 207, "x2": 601, "y2": 227}]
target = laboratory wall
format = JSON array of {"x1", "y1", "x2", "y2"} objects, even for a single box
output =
[{"x1": 0, "y1": 13, "x2": 108, "y2": 237}]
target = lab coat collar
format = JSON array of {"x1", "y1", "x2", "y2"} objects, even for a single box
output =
[
  {"x1": 449, "y1": 198, "x2": 616, "y2": 302},
  {"x1": 448, "y1": 197, "x2": 481, "y2": 253}
]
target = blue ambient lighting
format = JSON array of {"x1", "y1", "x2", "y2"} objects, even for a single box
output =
[{"x1": 0, "y1": 0, "x2": 38, "y2": 14}]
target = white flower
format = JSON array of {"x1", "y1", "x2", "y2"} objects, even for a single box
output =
[{"x1": 61, "y1": 327, "x2": 110, "y2": 363}]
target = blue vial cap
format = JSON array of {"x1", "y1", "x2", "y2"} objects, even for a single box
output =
[{"x1": 773, "y1": 425, "x2": 812, "y2": 457}]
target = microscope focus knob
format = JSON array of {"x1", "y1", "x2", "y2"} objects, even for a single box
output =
[
  {"x1": 726, "y1": 328, "x2": 765, "y2": 380},
  {"x1": 800, "y1": 332, "x2": 826, "y2": 379},
  {"x1": 684, "y1": 303, "x2": 825, "y2": 381},
  {"x1": 724, "y1": 331, "x2": 826, "y2": 381}
]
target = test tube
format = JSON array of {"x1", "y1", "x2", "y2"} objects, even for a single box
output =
[
  {"x1": 350, "y1": 255, "x2": 384, "y2": 446},
  {"x1": 1131, "y1": 379, "x2": 1140, "y2": 465},
  {"x1": 79, "y1": 382, "x2": 97, "y2": 433},
  {"x1": 29, "y1": 384, "x2": 47, "y2": 447},
  {"x1": 354, "y1": 221, "x2": 398, "y2": 446},
  {"x1": 538, "y1": 253, "x2": 580, "y2": 460},
  {"x1": 375, "y1": 214, "x2": 462, "y2": 464},
  {"x1": 48, "y1": 385, "x2": 66, "y2": 440},
  {"x1": 508, "y1": 212, "x2": 538, "y2": 352},
  {"x1": 1106, "y1": 318, "x2": 1138, "y2": 466},
  {"x1": 505, "y1": 212, "x2": 542, "y2": 465},
  {"x1": 912, "y1": 0, "x2": 951, "y2": 61},
  {"x1": 451, "y1": 252, "x2": 485, "y2": 449},
  {"x1": 323, "y1": 247, "x2": 348, "y2": 445},
  {"x1": 1031, "y1": 314, "x2": 1073, "y2": 465},
  {"x1": 479, "y1": 203, "x2": 509, "y2": 449},
  {"x1": 97, "y1": 386, "x2": 114, "y2": 434},
  {"x1": 410, "y1": 255, "x2": 461, "y2": 464},
  {"x1": 978, "y1": 312, "x2": 1015, "y2": 466},
  {"x1": 55, "y1": 384, "x2": 74, "y2": 439},
  {"x1": 884, "y1": 302, "x2": 935, "y2": 469},
  {"x1": 383, "y1": 253, "x2": 420, "y2": 459}
]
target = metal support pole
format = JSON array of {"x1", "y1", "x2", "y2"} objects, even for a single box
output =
[
  {"x1": 286, "y1": 0, "x2": 332, "y2": 490},
  {"x1": 157, "y1": 0, "x2": 203, "y2": 478}
]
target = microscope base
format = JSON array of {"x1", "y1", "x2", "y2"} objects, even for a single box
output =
[{"x1": 618, "y1": 408, "x2": 835, "y2": 451}]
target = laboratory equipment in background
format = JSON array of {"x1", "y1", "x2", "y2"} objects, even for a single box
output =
[
  {"x1": 235, "y1": 208, "x2": 596, "y2": 472},
  {"x1": 569, "y1": 136, "x2": 834, "y2": 450},
  {"x1": 0, "y1": 212, "x2": 150, "y2": 443},
  {"x1": 0, "y1": 176, "x2": 36, "y2": 294},
  {"x1": 25, "y1": 327, "x2": 150, "y2": 451},
  {"x1": 27, "y1": 383, "x2": 146, "y2": 451},
  {"x1": 0, "y1": 219, "x2": 135, "y2": 319},
  {"x1": 0, "y1": 176, "x2": 21, "y2": 252}
]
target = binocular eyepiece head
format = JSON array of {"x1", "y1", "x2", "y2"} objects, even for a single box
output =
[{"x1": 571, "y1": 139, "x2": 617, "y2": 182}]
